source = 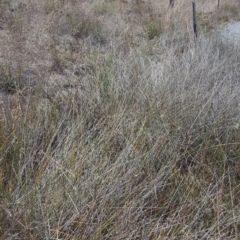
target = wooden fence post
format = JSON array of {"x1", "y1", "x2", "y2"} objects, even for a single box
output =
[
  {"x1": 192, "y1": 2, "x2": 197, "y2": 39},
  {"x1": 169, "y1": 0, "x2": 174, "y2": 8}
]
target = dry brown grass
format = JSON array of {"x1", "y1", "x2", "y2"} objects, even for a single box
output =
[{"x1": 1, "y1": 0, "x2": 240, "y2": 239}]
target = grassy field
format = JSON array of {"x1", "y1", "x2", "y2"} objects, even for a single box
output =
[{"x1": 0, "y1": 0, "x2": 240, "y2": 239}]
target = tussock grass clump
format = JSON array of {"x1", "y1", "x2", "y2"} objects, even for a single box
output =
[
  {"x1": 1, "y1": 0, "x2": 240, "y2": 239},
  {"x1": 146, "y1": 24, "x2": 163, "y2": 40},
  {"x1": 1, "y1": 36, "x2": 240, "y2": 239}
]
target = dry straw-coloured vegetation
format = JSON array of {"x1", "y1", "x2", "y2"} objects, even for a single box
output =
[{"x1": 0, "y1": 0, "x2": 240, "y2": 239}]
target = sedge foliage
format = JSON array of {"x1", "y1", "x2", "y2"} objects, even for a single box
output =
[{"x1": 1, "y1": 0, "x2": 240, "y2": 239}]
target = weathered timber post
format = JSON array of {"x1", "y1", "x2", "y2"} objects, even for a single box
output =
[
  {"x1": 169, "y1": 0, "x2": 174, "y2": 8},
  {"x1": 192, "y1": 2, "x2": 197, "y2": 40}
]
